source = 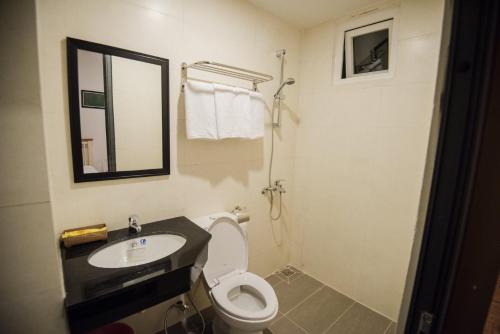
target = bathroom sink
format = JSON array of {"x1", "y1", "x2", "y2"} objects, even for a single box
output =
[
  {"x1": 88, "y1": 233, "x2": 186, "y2": 268},
  {"x1": 63, "y1": 216, "x2": 211, "y2": 334}
]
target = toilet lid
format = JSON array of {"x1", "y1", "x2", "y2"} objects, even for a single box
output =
[{"x1": 203, "y1": 216, "x2": 248, "y2": 288}]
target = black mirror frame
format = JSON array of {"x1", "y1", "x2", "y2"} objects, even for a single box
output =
[{"x1": 66, "y1": 37, "x2": 170, "y2": 183}]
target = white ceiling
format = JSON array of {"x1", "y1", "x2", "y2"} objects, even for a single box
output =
[{"x1": 247, "y1": 0, "x2": 380, "y2": 28}]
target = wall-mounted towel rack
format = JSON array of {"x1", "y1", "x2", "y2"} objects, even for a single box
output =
[{"x1": 182, "y1": 61, "x2": 273, "y2": 91}]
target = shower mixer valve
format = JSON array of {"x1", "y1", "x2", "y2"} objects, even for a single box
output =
[
  {"x1": 261, "y1": 179, "x2": 286, "y2": 195},
  {"x1": 275, "y1": 179, "x2": 286, "y2": 194}
]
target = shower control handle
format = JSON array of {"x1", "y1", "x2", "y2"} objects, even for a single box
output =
[
  {"x1": 261, "y1": 185, "x2": 276, "y2": 195},
  {"x1": 261, "y1": 180, "x2": 286, "y2": 195},
  {"x1": 274, "y1": 179, "x2": 286, "y2": 194}
]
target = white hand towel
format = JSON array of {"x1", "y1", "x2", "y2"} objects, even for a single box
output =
[
  {"x1": 214, "y1": 84, "x2": 251, "y2": 139},
  {"x1": 232, "y1": 87, "x2": 251, "y2": 138},
  {"x1": 248, "y1": 91, "x2": 265, "y2": 139},
  {"x1": 184, "y1": 80, "x2": 218, "y2": 139}
]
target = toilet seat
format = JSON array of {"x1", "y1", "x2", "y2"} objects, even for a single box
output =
[{"x1": 211, "y1": 271, "x2": 278, "y2": 321}]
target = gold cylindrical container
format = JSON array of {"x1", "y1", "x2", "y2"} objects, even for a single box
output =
[{"x1": 61, "y1": 224, "x2": 108, "y2": 247}]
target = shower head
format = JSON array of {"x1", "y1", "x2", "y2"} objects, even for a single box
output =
[{"x1": 274, "y1": 77, "x2": 295, "y2": 99}]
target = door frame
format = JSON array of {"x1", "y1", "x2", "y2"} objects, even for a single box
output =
[{"x1": 404, "y1": 0, "x2": 500, "y2": 333}]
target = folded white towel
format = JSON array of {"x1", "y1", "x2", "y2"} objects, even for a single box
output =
[
  {"x1": 214, "y1": 84, "x2": 252, "y2": 139},
  {"x1": 184, "y1": 80, "x2": 218, "y2": 139},
  {"x1": 185, "y1": 80, "x2": 265, "y2": 140},
  {"x1": 248, "y1": 91, "x2": 265, "y2": 139}
]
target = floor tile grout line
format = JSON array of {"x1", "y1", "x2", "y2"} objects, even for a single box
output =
[
  {"x1": 272, "y1": 280, "x2": 285, "y2": 289},
  {"x1": 382, "y1": 321, "x2": 393, "y2": 334},
  {"x1": 283, "y1": 285, "x2": 325, "y2": 317},
  {"x1": 321, "y1": 301, "x2": 356, "y2": 334},
  {"x1": 283, "y1": 314, "x2": 312, "y2": 334},
  {"x1": 272, "y1": 271, "x2": 288, "y2": 283},
  {"x1": 275, "y1": 273, "x2": 291, "y2": 284},
  {"x1": 272, "y1": 270, "x2": 393, "y2": 334},
  {"x1": 295, "y1": 269, "x2": 394, "y2": 322}
]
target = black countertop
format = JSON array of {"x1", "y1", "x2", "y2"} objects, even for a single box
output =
[{"x1": 61, "y1": 216, "x2": 211, "y2": 309}]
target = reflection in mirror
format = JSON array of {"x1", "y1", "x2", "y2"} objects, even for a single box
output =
[
  {"x1": 111, "y1": 56, "x2": 162, "y2": 171},
  {"x1": 68, "y1": 38, "x2": 169, "y2": 182},
  {"x1": 76, "y1": 48, "x2": 164, "y2": 174},
  {"x1": 78, "y1": 50, "x2": 109, "y2": 173}
]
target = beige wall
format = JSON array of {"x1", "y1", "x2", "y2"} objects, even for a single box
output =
[
  {"x1": 36, "y1": 0, "x2": 300, "y2": 333},
  {"x1": 0, "y1": 0, "x2": 67, "y2": 332},
  {"x1": 290, "y1": 0, "x2": 444, "y2": 321}
]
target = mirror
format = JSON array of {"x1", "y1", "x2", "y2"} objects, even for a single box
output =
[{"x1": 67, "y1": 38, "x2": 169, "y2": 182}]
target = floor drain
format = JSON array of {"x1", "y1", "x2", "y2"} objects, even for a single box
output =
[
  {"x1": 280, "y1": 268, "x2": 296, "y2": 277},
  {"x1": 277, "y1": 265, "x2": 301, "y2": 283}
]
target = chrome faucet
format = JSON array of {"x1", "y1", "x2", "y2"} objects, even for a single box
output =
[
  {"x1": 261, "y1": 179, "x2": 286, "y2": 195},
  {"x1": 128, "y1": 214, "x2": 142, "y2": 234},
  {"x1": 261, "y1": 185, "x2": 276, "y2": 195},
  {"x1": 275, "y1": 179, "x2": 286, "y2": 194}
]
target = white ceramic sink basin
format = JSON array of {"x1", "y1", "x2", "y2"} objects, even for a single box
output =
[{"x1": 88, "y1": 233, "x2": 186, "y2": 268}]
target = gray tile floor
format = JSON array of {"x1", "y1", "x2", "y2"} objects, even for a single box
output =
[
  {"x1": 266, "y1": 268, "x2": 396, "y2": 334},
  {"x1": 165, "y1": 268, "x2": 396, "y2": 334}
]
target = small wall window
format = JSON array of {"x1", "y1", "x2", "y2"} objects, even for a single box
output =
[{"x1": 342, "y1": 19, "x2": 393, "y2": 79}]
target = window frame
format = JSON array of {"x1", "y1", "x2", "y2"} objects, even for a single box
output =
[
  {"x1": 344, "y1": 19, "x2": 393, "y2": 78},
  {"x1": 333, "y1": 7, "x2": 399, "y2": 85}
]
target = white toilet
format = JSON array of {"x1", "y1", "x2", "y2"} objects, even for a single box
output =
[{"x1": 191, "y1": 212, "x2": 279, "y2": 334}]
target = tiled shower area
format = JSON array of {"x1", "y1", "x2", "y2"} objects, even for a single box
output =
[
  {"x1": 167, "y1": 267, "x2": 396, "y2": 334},
  {"x1": 266, "y1": 268, "x2": 396, "y2": 334}
]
